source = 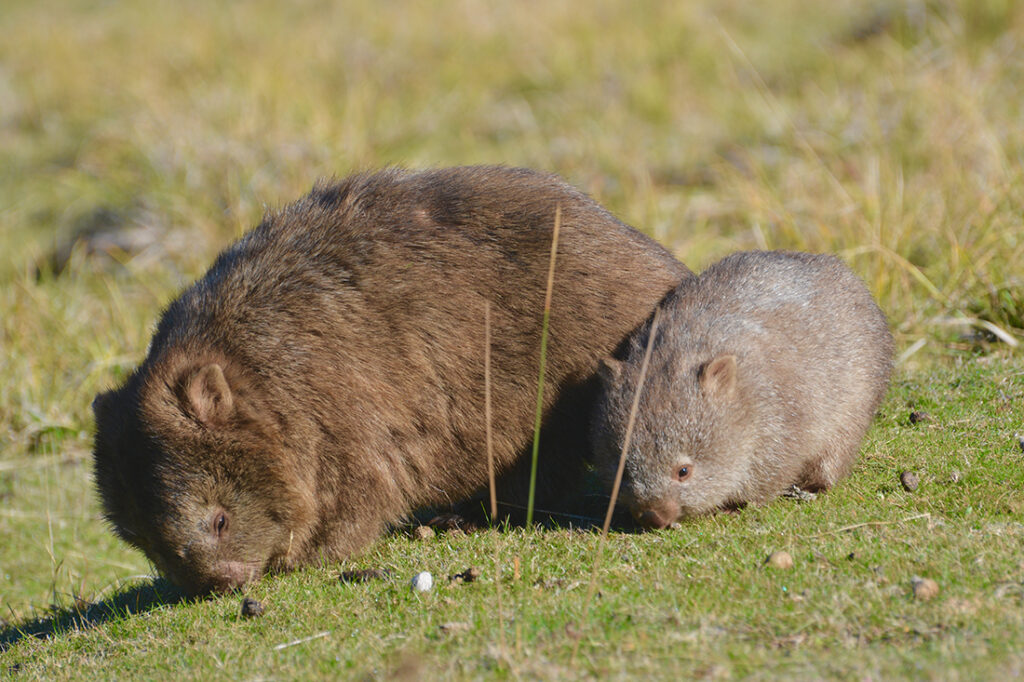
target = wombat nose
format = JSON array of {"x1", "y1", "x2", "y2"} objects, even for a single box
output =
[
  {"x1": 187, "y1": 560, "x2": 258, "y2": 595},
  {"x1": 637, "y1": 509, "x2": 673, "y2": 529}
]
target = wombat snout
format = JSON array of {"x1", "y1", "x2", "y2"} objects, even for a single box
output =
[
  {"x1": 634, "y1": 499, "x2": 680, "y2": 529},
  {"x1": 154, "y1": 549, "x2": 260, "y2": 596},
  {"x1": 189, "y1": 560, "x2": 261, "y2": 595}
]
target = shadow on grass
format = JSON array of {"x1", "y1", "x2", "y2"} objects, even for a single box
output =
[
  {"x1": 411, "y1": 491, "x2": 644, "y2": 535},
  {"x1": 0, "y1": 578, "x2": 187, "y2": 653}
]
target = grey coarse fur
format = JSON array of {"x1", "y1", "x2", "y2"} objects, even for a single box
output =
[
  {"x1": 591, "y1": 250, "x2": 893, "y2": 527},
  {"x1": 92, "y1": 166, "x2": 692, "y2": 594}
]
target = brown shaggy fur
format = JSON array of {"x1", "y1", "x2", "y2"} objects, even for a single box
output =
[
  {"x1": 591, "y1": 250, "x2": 893, "y2": 528},
  {"x1": 92, "y1": 166, "x2": 691, "y2": 594}
]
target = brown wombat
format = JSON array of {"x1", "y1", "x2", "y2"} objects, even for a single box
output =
[
  {"x1": 92, "y1": 166, "x2": 691, "y2": 594},
  {"x1": 591, "y1": 250, "x2": 893, "y2": 528}
]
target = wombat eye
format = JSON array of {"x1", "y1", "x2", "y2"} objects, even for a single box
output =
[
  {"x1": 676, "y1": 466, "x2": 692, "y2": 482},
  {"x1": 214, "y1": 512, "x2": 228, "y2": 536}
]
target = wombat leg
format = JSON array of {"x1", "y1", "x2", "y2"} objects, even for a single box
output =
[
  {"x1": 426, "y1": 512, "x2": 481, "y2": 533},
  {"x1": 797, "y1": 447, "x2": 855, "y2": 493}
]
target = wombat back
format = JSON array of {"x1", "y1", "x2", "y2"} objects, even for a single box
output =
[
  {"x1": 93, "y1": 166, "x2": 691, "y2": 593},
  {"x1": 592, "y1": 250, "x2": 893, "y2": 527}
]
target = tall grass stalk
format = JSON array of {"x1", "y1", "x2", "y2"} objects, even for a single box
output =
[
  {"x1": 572, "y1": 305, "x2": 662, "y2": 663},
  {"x1": 525, "y1": 205, "x2": 561, "y2": 527}
]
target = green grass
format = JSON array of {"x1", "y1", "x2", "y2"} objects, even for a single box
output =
[
  {"x1": 4, "y1": 359, "x2": 1024, "y2": 679},
  {"x1": 1, "y1": 0, "x2": 1023, "y2": 678}
]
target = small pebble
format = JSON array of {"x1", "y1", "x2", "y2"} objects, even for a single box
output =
[
  {"x1": 911, "y1": 576, "x2": 939, "y2": 601},
  {"x1": 240, "y1": 597, "x2": 264, "y2": 618},
  {"x1": 412, "y1": 525, "x2": 435, "y2": 540},
  {"x1": 909, "y1": 410, "x2": 931, "y2": 425},
  {"x1": 766, "y1": 551, "x2": 794, "y2": 569},
  {"x1": 900, "y1": 471, "x2": 920, "y2": 492},
  {"x1": 410, "y1": 571, "x2": 433, "y2": 592}
]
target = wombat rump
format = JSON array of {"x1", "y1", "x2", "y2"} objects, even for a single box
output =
[
  {"x1": 591, "y1": 250, "x2": 893, "y2": 528},
  {"x1": 92, "y1": 166, "x2": 691, "y2": 594}
]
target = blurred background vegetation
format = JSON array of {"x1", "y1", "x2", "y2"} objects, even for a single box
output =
[
  {"x1": 2, "y1": 0, "x2": 1021, "y2": 452},
  {"x1": 1, "y1": 1, "x2": 1022, "y2": 417}
]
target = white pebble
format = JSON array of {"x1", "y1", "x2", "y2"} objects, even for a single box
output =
[{"x1": 410, "y1": 571, "x2": 433, "y2": 592}]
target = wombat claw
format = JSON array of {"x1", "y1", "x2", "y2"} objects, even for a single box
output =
[{"x1": 782, "y1": 485, "x2": 817, "y2": 502}]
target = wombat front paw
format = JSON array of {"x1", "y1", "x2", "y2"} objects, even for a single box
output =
[{"x1": 782, "y1": 485, "x2": 817, "y2": 502}]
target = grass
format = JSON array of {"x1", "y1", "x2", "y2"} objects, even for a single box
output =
[
  {"x1": 4, "y1": 359, "x2": 1024, "y2": 679},
  {"x1": 1, "y1": 0, "x2": 1023, "y2": 678}
]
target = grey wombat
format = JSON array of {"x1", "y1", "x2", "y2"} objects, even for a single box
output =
[
  {"x1": 591, "y1": 250, "x2": 893, "y2": 527},
  {"x1": 92, "y1": 166, "x2": 691, "y2": 594}
]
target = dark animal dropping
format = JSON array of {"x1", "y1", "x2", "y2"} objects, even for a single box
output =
[
  {"x1": 449, "y1": 567, "x2": 482, "y2": 583},
  {"x1": 900, "y1": 471, "x2": 920, "y2": 492},
  {"x1": 240, "y1": 597, "x2": 264, "y2": 618}
]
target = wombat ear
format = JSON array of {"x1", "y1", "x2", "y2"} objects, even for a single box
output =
[
  {"x1": 699, "y1": 354, "x2": 737, "y2": 399},
  {"x1": 185, "y1": 364, "x2": 235, "y2": 426},
  {"x1": 597, "y1": 358, "x2": 623, "y2": 386}
]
